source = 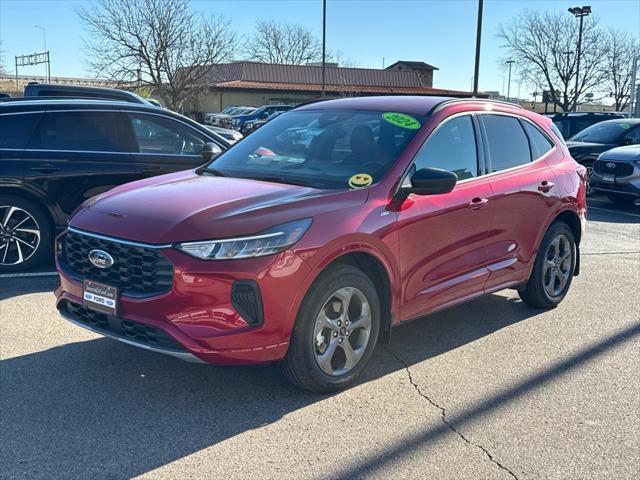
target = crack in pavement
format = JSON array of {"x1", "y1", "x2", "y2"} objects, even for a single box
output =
[{"x1": 384, "y1": 346, "x2": 519, "y2": 480}]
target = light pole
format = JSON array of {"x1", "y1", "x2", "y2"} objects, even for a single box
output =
[
  {"x1": 568, "y1": 6, "x2": 591, "y2": 111},
  {"x1": 506, "y1": 60, "x2": 515, "y2": 102},
  {"x1": 472, "y1": 0, "x2": 484, "y2": 96},
  {"x1": 320, "y1": 0, "x2": 327, "y2": 98},
  {"x1": 34, "y1": 25, "x2": 47, "y2": 52}
]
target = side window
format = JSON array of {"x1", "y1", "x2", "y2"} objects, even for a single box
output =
[
  {"x1": 482, "y1": 115, "x2": 531, "y2": 172},
  {"x1": 413, "y1": 115, "x2": 478, "y2": 180},
  {"x1": 573, "y1": 117, "x2": 593, "y2": 136},
  {"x1": 0, "y1": 113, "x2": 41, "y2": 149},
  {"x1": 521, "y1": 120, "x2": 554, "y2": 159},
  {"x1": 624, "y1": 126, "x2": 640, "y2": 145},
  {"x1": 28, "y1": 111, "x2": 124, "y2": 151},
  {"x1": 129, "y1": 114, "x2": 205, "y2": 155}
]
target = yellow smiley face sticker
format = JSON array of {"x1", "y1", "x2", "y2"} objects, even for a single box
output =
[{"x1": 348, "y1": 173, "x2": 373, "y2": 188}]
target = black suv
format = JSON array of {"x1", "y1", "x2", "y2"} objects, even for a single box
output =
[
  {"x1": 22, "y1": 83, "x2": 154, "y2": 105},
  {"x1": 0, "y1": 98, "x2": 228, "y2": 271},
  {"x1": 548, "y1": 112, "x2": 624, "y2": 140}
]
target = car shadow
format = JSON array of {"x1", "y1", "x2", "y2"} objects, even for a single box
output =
[
  {"x1": 2, "y1": 292, "x2": 544, "y2": 478},
  {"x1": 0, "y1": 276, "x2": 59, "y2": 301}
]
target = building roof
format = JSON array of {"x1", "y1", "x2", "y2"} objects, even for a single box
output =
[
  {"x1": 385, "y1": 61, "x2": 439, "y2": 71},
  {"x1": 200, "y1": 61, "x2": 445, "y2": 89}
]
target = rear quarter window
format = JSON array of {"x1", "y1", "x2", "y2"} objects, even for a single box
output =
[
  {"x1": 521, "y1": 120, "x2": 554, "y2": 159},
  {"x1": 0, "y1": 113, "x2": 42, "y2": 149}
]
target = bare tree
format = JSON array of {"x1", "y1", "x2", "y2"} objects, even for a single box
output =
[
  {"x1": 245, "y1": 20, "x2": 321, "y2": 65},
  {"x1": 604, "y1": 29, "x2": 639, "y2": 111},
  {"x1": 0, "y1": 41, "x2": 6, "y2": 76},
  {"x1": 498, "y1": 11, "x2": 608, "y2": 111},
  {"x1": 77, "y1": 0, "x2": 238, "y2": 110}
]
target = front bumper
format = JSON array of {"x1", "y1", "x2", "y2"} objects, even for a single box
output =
[
  {"x1": 592, "y1": 162, "x2": 640, "y2": 198},
  {"x1": 55, "y1": 230, "x2": 312, "y2": 365}
]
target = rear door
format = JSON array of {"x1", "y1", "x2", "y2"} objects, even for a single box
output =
[
  {"x1": 479, "y1": 114, "x2": 558, "y2": 291},
  {"x1": 22, "y1": 109, "x2": 142, "y2": 221},
  {"x1": 0, "y1": 111, "x2": 42, "y2": 185},
  {"x1": 126, "y1": 112, "x2": 210, "y2": 176}
]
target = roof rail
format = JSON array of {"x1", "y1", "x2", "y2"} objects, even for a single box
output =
[
  {"x1": 430, "y1": 97, "x2": 524, "y2": 114},
  {"x1": 0, "y1": 96, "x2": 129, "y2": 104}
]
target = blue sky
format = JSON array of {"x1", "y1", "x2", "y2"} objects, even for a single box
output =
[{"x1": 1, "y1": 0, "x2": 639, "y2": 98}]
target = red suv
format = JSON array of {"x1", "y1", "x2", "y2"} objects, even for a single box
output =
[{"x1": 55, "y1": 96, "x2": 587, "y2": 392}]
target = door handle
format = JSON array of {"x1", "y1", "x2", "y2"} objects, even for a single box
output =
[
  {"x1": 538, "y1": 181, "x2": 554, "y2": 193},
  {"x1": 30, "y1": 164, "x2": 60, "y2": 173},
  {"x1": 467, "y1": 197, "x2": 489, "y2": 210}
]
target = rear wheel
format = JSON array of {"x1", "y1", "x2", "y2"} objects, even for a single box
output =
[
  {"x1": 282, "y1": 264, "x2": 380, "y2": 393},
  {"x1": 0, "y1": 196, "x2": 52, "y2": 272},
  {"x1": 519, "y1": 222, "x2": 576, "y2": 309}
]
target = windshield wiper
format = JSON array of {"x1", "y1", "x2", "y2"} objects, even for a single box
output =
[{"x1": 196, "y1": 166, "x2": 226, "y2": 177}]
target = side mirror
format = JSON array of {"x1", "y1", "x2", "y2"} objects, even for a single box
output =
[
  {"x1": 202, "y1": 142, "x2": 222, "y2": 161},
  {"x1": 403, "y1": 167, "x2": 457, "y2": 196}
]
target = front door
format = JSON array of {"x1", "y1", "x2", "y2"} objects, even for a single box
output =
[{"x1": 397, "y1": 114, "x2": 494, "y2": 321}]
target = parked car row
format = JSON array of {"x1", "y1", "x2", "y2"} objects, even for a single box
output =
[{"x1": 203, "y1": 106, "x2": 256, "y2": 127}]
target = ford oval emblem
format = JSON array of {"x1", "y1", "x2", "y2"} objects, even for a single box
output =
[
  {"x1": 606, "y1": 162, "x2": 616, "y2": 169},
  {"x1": 88, "y1": 249, "x2": 114, "y2": 269}
]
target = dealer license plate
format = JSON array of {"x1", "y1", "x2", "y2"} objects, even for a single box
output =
[{"x1": 83, "y1": 279, "x2": 118, "y2": 316}]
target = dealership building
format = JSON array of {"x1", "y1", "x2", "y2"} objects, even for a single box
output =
[{"x1": 186, "y1": 60, "x2": 476, "y2": 114}]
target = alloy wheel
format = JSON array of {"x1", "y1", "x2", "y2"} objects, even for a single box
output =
[
  {"x1": 542, "y1": 234, "x2": 572, "y2": 299},
  {"x1": 585, "y1": 165, "x2": 594, "y2": 195},
  {"x1": 313, "y1": 287, "x2": 372, "y2": 376},
  {"x1": 0, "y1": 206, "x2": 41, "y2": 266}
]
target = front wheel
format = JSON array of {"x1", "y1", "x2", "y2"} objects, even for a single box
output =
[
  {"x1": 519, "y1": 222, "x2": 576, "y2": 309},
  {"x1": 0, "y1": 196, "x2": 53, "y2": 272},
  {"x1": 282, "y1": 264, "x2": 380, "y2": 393}
]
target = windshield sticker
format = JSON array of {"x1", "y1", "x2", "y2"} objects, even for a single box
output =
[
  {"x1": 383, "y1": 112, "x2": 421, "y2": 130},
  {"x1": 348, "y1": 173, "x2": 373, "y2": 188},
  {"x1": 619, "y1": 123, "x2": 631, "y2": 129}
]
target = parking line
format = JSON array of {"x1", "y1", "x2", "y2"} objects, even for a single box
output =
[
  {"x1": 588, "y1": 206, "x2": 640, "y2": 219},
  {"x1": 0, "y1": 271, "x2": 58, "y2": 279}
]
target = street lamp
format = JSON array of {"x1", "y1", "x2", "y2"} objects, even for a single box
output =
[
  {"x1": 320, "y1": 0, "x2": 327, "y2": 98},
  {"x1": 34, "y1": 25, "x2": 47, "y2": 52},
  {"x1": 568, "y1": 6, "x2": 591, "y2": 112},
  {"x1": 505, "y1": 60, "x2": 515, "y2": 102}
]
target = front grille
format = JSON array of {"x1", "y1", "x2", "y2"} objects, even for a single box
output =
[
  {"x1": 594, "y1": 160, "x2": 634, "y2": 177},
  {"x1": 61, "y1": 229, "x2": 174, "y2": 297},
  {"x1": 62, "y1": 301, "x2": 185, "y2": 352}
]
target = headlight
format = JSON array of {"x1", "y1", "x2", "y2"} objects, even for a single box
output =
[{"x1": 176, "y1": 219, "x2": 312, "y2": 260}]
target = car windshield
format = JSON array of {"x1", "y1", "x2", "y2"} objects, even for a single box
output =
[
  {"x1": 570, "y1": 122, "x2": 633, "y2": 143},
  {"x1": 206, "y1": 109, "x2": 426, "y2": 189}
]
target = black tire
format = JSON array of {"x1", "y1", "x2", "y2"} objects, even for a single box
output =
[
  {"x1": 282, "y1": 264, "x2": 381, "y2": 393},
  {"x1": 0, "y1": 195, "x2": 53, "y2": 272},
  {"x1": 519, "y1": 222, "x2": 576, "y2": 309}
]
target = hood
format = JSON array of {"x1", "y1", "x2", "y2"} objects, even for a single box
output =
[
  {"x1": 70, "y1": 170, "x2": 367, "y2": 244},
  {"x1": 599, "y1": 145, "x2": 640, "y2": 162},
  {"x1": 566, "y1": 141, "x2": 615, "y2": 158}
]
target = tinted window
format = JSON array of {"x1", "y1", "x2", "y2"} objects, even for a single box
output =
[
  {"x1": 414, "y1": 115, "x2": 478, "y2": 180},
  {"x1": 29, "y1": 111, "x2": 124, "y2": 151},
  {"x1": 0, "y1": 113, "x2": 41, "y2": 149},
  {"x1": 129, "y1": 114, "x2": 205, "y2": 155},
  {"x1": 624, "y1": 126, "x2": 640, "y2": 145},
  {"x1": 482, "y1": 115, "x2": 531, "y2": 172},
  {"x1": 570, "y1": 121, "x2": 634, "y2": 143},
  {"x1": 521, "y1": 121, "x2": 554, "y2": 159}
]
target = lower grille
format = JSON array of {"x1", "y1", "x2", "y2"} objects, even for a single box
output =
[
  {"x1": 594, "y1": 160, "x2": 634, "y2": 177},
  {"x1": 231, "y1": 280, "x2": 264, "y2": 326},
  {"x1": 62, "y1": 301, "x2": 185, "y2": 352}
]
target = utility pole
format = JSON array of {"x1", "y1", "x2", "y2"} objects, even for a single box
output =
[
  {"x1": 506, "y1": 60, "x2": 515, "y2": 102},
  {"x1": 629, "y1": 56, "x2": 637, "y2": 118},
  {"x1": 568, "y1": 6, "x2": 591, "y2": 111},
  {"x1": 321, "y1": 0, "x2": 327, "y2": 98},
  {"x1": 472, "y1": 0, "x2": 484, "y2": 96}
]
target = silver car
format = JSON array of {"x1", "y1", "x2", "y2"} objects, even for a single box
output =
[{"x1": 592, "y1": 145, "x2": 640, "y2": 205}]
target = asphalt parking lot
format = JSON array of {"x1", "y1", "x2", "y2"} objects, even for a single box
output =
[{"x1": 1, "y1": 196, "x2": 638, "y2": 480}]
